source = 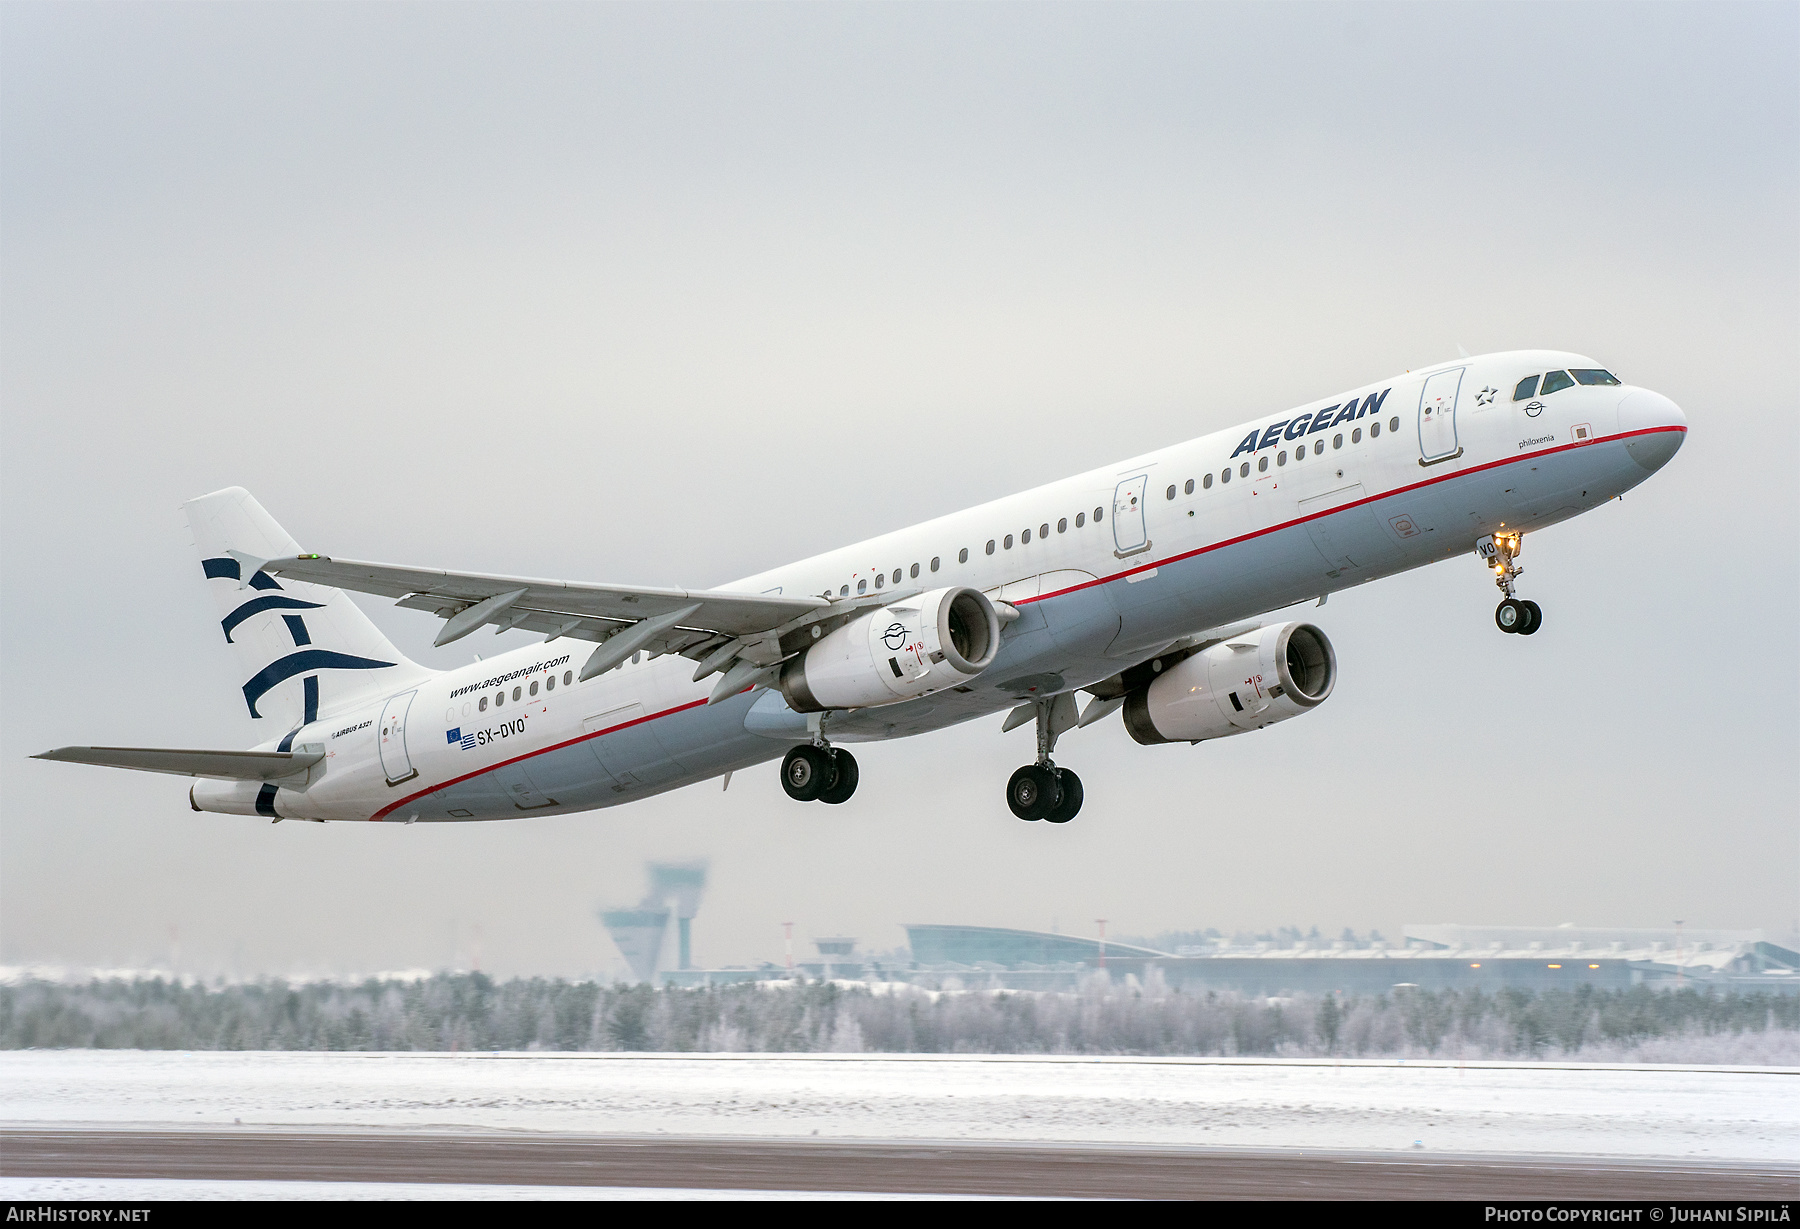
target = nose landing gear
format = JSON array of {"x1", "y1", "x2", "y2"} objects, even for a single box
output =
[
  {"x1": 779, "y1": 714, "x2": 859, "y2": 805},
  {"x1": 1007, "y1": 695, "x2": 1084, "y2": 824},
  {"x1": 1478, "y1": 533, "x2": 1542, "y2": 636},
  {"x1": 1495, "y1": 597, "x2": 1541, "y2": 635}
]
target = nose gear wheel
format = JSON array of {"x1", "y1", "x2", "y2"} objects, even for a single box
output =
[{"x1": 1479, "y1": 533, "x2": 1541, "y2": 635}]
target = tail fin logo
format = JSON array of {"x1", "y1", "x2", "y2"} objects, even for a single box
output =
[{"x1": 204, "y1": 557, "x2": 396, "y2": 720}]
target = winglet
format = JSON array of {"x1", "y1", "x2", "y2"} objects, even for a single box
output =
[{"x1": 226, "y1": 550, "x2": 272, "y2": 591}]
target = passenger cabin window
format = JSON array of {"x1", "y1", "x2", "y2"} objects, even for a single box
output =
[
  {"x1": 893, "y1": 569, "x2": 902, "y2": 584},
  {"x1": 529, "y1": 681, "x2": 539, "y2": 696},
  {"x1": 1094, "y1": 506, "x2": 1104, "y2": 521},
  {"x1": 1277, "y1": 451, "x2": 1287, "y2": 466},
  {"x1": 479, "y1": 696, "x2": 489, "y2": 711},
  {"x1": 930, "y1": 557, "x2": 940, "y2": 571},
  {"x1": 1238, "y1": 463, "x2": 1249, "y2": 478},
  {"x1": 875, "y1": 574, "x2": 884, "y2": 588},
  {"x1": 1166, "y1": 485, "x2": 1177, "y2": 500},
  {"x1": 1075, "y1": 512, "x2": 1085, "y2": 527},
  {"x1": 495, "y1": 691, "x2": 504, "y2": 707},
  {"x1": 1184, "y1": 479, "x2": 1194, "y2": 494},
  {"x1": 1004, "y1": 534, "x2": 1014, "y2": 549},
  {"x1": 545, "y1": 675, "x2": 555, "y2": 691},
  {"x1": 512, "y1": 686, "x2": 522, "y2": 701},
  {"x1": 1333, "y1": 434, "x2": 1343, "y2": 449},
  {"x1": 1389, "y1": 416, "x2": 1399, "y2": 433},
  {"x1": 563, "y1": 670, "x2": 573, "y2": 686},
  {"x1": 1021, "y1": 528, "x2": 1031, "y2": 544},
  {"x1": 1571, "y1": 369, "x2": 1621, "y2": 385},
  {"x1": 839, "y1": 584, "x2": 849, "y2": 596},
  {"x1": 1220, "y1": 468, "x2": 1230, "y2": 484},
  {"x1": 1057, "y1": 518, "x2": 1067, "y2": 533},
  {"x1": 1257, "y1": 456, "x2": 1268, "y2": 472},
  {"x1": 985, "y1": 540, "x2": 995, "y2": 555},
  {"x1": 1514, "y1": 374, "x2": 1540, "y2": 400},
  {"x1": 1369, "y1": 421, "x2": 1380, "y2": 438},
  {"x1": 910, "y1": 563, "x2": 919, "y2": 579},
  {"x1": 1352, "y1": 427, "x2": 1362, "y2": 443},
  {"x1": 858, "y1": 579, "x2": 868, "y2": 594},
  {"x1": 1540, "y1": 370, "x2": 1575, "y2": 395},
  {"x1": 1203, "y1": 473, "x2": 1213, "y2": 489},
  {"x1": 1039, "y1": 523, "x2": 1049, "y2": 538},
  {"x1": 959, "y1": 548, "x2": 969, "y2": 563}
]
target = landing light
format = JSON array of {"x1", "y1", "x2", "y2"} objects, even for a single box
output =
[
  {"x1": 1588, "y1": 964, "x2": 1599, "y2": 969},
  {"x1": 1548, "y1": 963, "x2": 1562, "y2": 969}
]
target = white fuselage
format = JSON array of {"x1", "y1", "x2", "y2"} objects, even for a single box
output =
[{"x1": 227, "y1": 349, "x2": 1686, "y2": 822}]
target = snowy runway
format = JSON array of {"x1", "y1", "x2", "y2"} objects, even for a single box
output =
[{"x1": 3, "y1": 1051, "x2": 1794, "y2": 1161}]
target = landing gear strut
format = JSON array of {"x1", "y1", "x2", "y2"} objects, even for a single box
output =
[
  {"x1": 1007, "y1": 695, "x2": 1083, "y2": 824},
  {"x1": 779, "y1": 713, "x2": 859, "y2": 805},
  {"x1": 1478, "y1": 533, "x2": 1542, "y2": 636}
]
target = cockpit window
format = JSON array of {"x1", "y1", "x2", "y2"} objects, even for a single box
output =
[
  {"x1": 1513, "y1": 375, "x2": 1540, "y2": 400},
  {"x1": 1570, "y1": 368, "x2": 1620, "y2": 386},
  {"x1": 1539, "y1": 370, "x2": 1575, "y2": 395}
]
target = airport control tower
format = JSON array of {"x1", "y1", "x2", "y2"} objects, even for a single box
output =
[
  {"x1": 649, "y1": 861, "x2": 708, "y2": 972},
  {"x1": 599, "y1": 861, "x2": 708, "y2": 982}
]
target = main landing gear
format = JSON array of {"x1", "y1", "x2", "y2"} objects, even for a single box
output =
[
  {"x1": 780, "y1": 714, "x2": 859, "y2": 805},
  {"x1": 1007, "y1": 695, "x2": 1084, "y2": 824},
  {"x1": 1479, "y1": 532, "x2": 1542, "y2": 636}
]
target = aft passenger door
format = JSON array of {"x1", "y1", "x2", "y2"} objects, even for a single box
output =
[
  {"x1": 1111, "y1": 475, "x2": 1151, "y2": 558},
  {"x1": 378, "y1": 690, "x2": 418, "y2": 785},
  {"x1": 1417, "y1": 368, "x2": 1465, "y2": 465}
]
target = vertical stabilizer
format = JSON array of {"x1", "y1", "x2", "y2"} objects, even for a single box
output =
[{"x1": 184, "y1": 487, "x2": 433, "y2": 730}]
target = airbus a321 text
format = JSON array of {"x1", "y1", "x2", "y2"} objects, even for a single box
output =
[{"x1": 37, "y1": 352, "x2": 1686, "y2": 825}]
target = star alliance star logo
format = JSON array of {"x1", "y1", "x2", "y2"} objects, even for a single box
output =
[{"x1": 1476, "y1": 386, "x2": 1497, "y2": 406}]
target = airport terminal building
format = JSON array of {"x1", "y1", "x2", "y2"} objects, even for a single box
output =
[{"x1": 895, "y1": 923, "x2": 1799, "y2": 995}]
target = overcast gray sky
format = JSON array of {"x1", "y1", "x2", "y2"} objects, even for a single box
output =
[{"x1": 3, "y1": 2, "x2": 1795, "y2": 978}]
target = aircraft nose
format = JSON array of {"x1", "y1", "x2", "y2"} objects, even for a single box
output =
[{"x1": 1617, "y1": 388, "x2": 1687, "y2": 473}]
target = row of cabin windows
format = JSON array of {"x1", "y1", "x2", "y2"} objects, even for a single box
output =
[
  {"x1": 1514, "y1": 368, "x2": 1619, "y2": 400},
  {"x1": 840, "y1": 557, "x2": 941, "y2": 597},
  {"x1": 985, "y1": 505, "x2": 1104, "y2": 556},
  {"x1": 833, "y1": 504, "x2": 1113, "y2": 594},
  {"x1": 478, "y1": 669, "x2": 576, "y2": 711},
  {"x1": 829, "y1": 407, "x2": 1410, "y2": 594},
  {"x1": 1166, "y1": 416, "x2": 1403, "y2": 495}
]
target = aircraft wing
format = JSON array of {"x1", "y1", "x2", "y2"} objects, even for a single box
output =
[
  {"x1": 257, "y1": 553, "x2": 864, "y2": 688},
  {"x1": 33, "y1": 746, "x2": 323, "y2": 781}
]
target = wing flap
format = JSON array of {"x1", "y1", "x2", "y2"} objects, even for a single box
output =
[{"x1": 33, "y1": 746, "x2": 324, "y2": 782}]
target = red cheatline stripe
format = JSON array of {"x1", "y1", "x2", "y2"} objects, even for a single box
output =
[
  {"x1": 1026, "y1": 425, "x2": 1684, "y2": 604},
  {"x1": 371, "y1": 423, "x2": 1682, "y2": 818},
  {"x1": 370, "y1": 695, "x2": 715, "y2": 821}
]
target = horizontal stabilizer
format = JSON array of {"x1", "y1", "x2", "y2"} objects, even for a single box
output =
[{"x1": 32, "y1": 746, "x2": 324, "y2": 782}]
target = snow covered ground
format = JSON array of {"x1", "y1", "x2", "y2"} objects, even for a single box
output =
[{"x1": 3, "y1": 1051, "x2": 1794, "y2": 1161}]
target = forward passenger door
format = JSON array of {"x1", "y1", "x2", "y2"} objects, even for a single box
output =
[{"x1": 1418, "y1": 368, "x2": 1465, "y2": 465}]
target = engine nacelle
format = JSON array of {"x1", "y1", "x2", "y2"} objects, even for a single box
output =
[
  {"x1": 1123, "y1": 621, "x2": 1336, "y2": 745},
  {"x1": 781, "y1": 586, "x2": 1002, "y2": 712}
]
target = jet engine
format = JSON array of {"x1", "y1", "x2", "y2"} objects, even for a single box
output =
[
  {"x1": 1123, "y1": 621, "x2": 1336, "y2": 745},
  {"x1": 781, "y1": 586, "x2": 1002, "y2": 712}
]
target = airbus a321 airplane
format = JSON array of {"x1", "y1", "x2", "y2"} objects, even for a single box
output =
[{"x1": 37, "y1": 351, "x2": 1686, "y2": 825}]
